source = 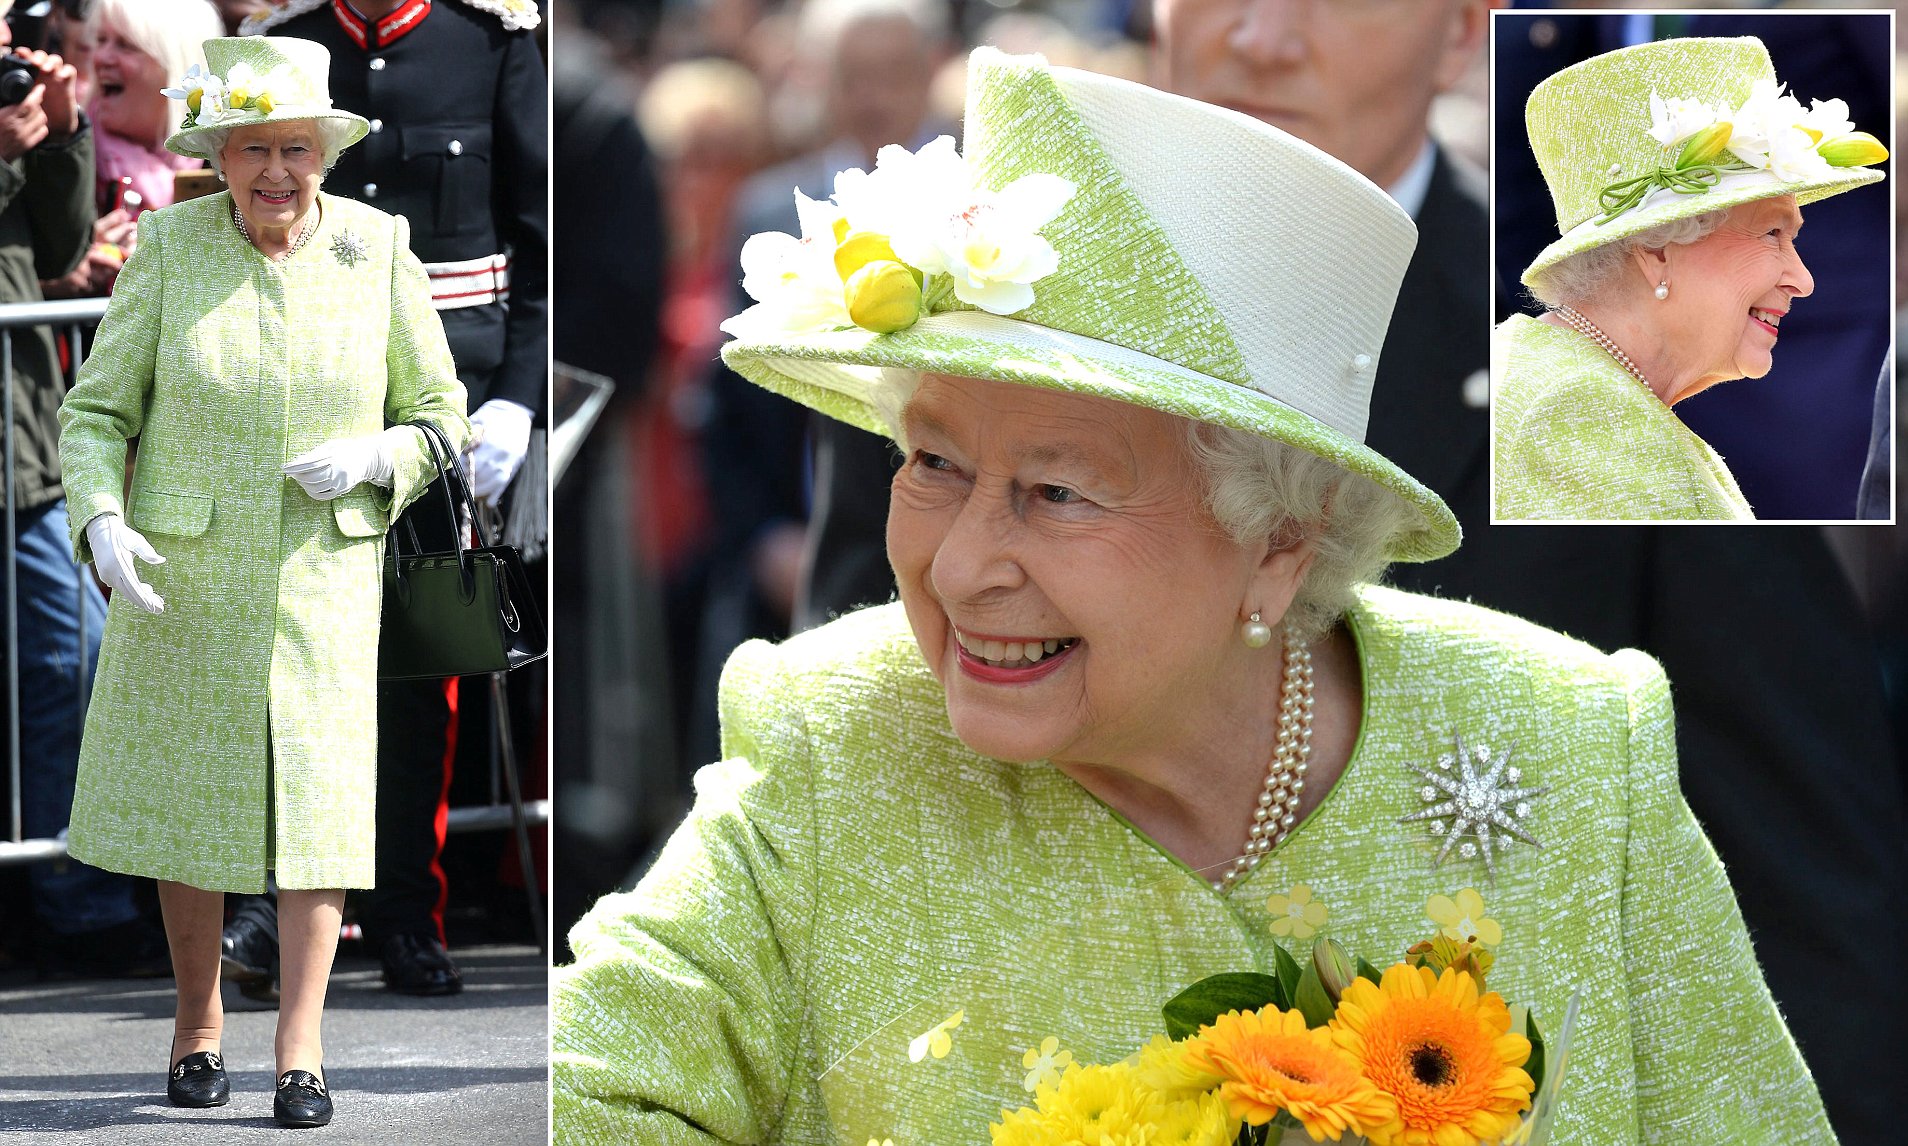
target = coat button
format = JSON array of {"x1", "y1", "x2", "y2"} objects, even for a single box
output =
[
  {"x1": 363, "y1": 183, "x2": 378, "y2": 197},
  {"x1": 369, "y1": 57, "x2": 387, "y2": 71},
  {"x1": 369, "y1": 118, "x2": 383, "y2": 133},
  {"x1": 447, "y1": 140, "x2": 463, "y2": 156}
]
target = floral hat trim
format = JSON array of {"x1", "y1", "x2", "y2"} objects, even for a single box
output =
[
  {"x1": 1593, "y1": 81, "x2": 1886, "y2": 225},
  {"x1": 162, "y1": 61, "x2": 331, "y2": 133},
  {"x1": 719, "y1": 136, "x2": 1077, "y2": 341}
]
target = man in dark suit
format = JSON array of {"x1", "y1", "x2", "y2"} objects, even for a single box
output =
[{"x1": 798, "y1": 2, "x2": 1903, "y2": 1138}]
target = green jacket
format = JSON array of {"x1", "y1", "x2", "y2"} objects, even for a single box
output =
[
  {"x1": 4, "y1": 121, "x2": 94, "y2": 509},
  {"x1": 57, "y1": 191, "x2": 468, "y2": 892},
  {"x1": 1491, "y1": 314, "x2": 1753, "y2": 522},
  {"x1": 553, "y1": 589, "x2": 1832, "y2": 1144}
]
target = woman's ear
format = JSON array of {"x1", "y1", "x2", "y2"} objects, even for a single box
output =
[
  {"x1": 1242, "y1": 533, "x2": 1317, "y2": 632},
  {"x1": 1629, "y1": 242, "x2": 1673, "y2": 294}
]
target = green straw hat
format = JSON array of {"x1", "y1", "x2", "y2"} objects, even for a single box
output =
[
  {"x1": 1521, "y1": 36, "x2": 1885, "y2": 290},
  {"x1": 163, "y1": 37, "x2": 369, "y2": 160},
  {"x1": 718, "y1": 48, "x2": 1458, "y2": 563}
]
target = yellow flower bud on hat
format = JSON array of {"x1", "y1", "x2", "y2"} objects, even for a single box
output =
[
  {"x1": 256, "y1": 92, "x2": 274, "y2": 115},
  {"x1": 845, "y1": 259, "x2": 924, "y2": 334},
  {"x1": 1817, "y1": 132, "x2": 1888, "y2": 168},
  {"x1": 834, "y1": 231, "x2": 919, "y2": 286},
  {"x1": 186, "y1": 89, "x2": 203, "y2": 113},
  {"x1": 1674, "y1": 122, "x2": 1733, "y2": 169}
]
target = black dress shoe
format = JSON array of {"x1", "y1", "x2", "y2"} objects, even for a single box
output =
[
  {"x1": 379, "y1": 933, "x2": 463, "y2": 996},
  {"x1": 274, "y1": 1070, "x2": 332, "y2": 1128},
  {"x1": 220, "y1": 902, "x2": 280, "y2": 1003},
  {"x1": 167, "y1": 1050, "x2": 229, "y2": 1108}
]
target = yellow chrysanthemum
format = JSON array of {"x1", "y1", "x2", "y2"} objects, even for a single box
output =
[
  {"x1": 1184, "y1": 1007, "x2": 1397, "y2": 1141},
  {"x1": 1152, "y1": 1088, "x2": 1239, "y2": 1146},
  {"x1": 1425, "y1": 888, "x2": 1503, "y2": 948},
  {"x1": 1329, "y1": 965, "x2": 1534, "y2": 1146},
  {"x1": 1129, "y1": 1033, "x2": 1224, "y2": 1101},
  {"x1": 989, "y1": 1063, "x2": 1164, "y2": 1146},
  {"x1": 1266, "y1": 884, "x2": 1330, "y2": 940}
]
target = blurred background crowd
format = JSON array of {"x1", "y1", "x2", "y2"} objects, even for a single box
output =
[{"x1": 553, "y1": 0, "x2": 1906, "y2": 1141}]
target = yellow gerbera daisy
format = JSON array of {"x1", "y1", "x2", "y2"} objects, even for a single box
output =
[
  {"x1": 1185, "y1": 1007, "x2": 1397, "y2": 1141},
  {"x1": 1130, "y1": 1033, "x2": 1224, "y2": 1100},
  {"x1": 1266, "y1": 884, "x2": 1330, "y2": 939},
  {"x1": 1425, "y1": 889, "x2": 1503, "y2": 948},
  {"x1": 1329, "y1": 965, "x2": 1534, "y2": 1146}
]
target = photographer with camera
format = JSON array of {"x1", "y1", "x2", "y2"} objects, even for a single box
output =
[{"x1": 0, "y1": 0, "x2": 151, "y2": 978}]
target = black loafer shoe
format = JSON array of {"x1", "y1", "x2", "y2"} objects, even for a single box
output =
[
  {"x1": 274, "y1": 1070, "x2": 332, "y2": 1128},
  {"x1": 167, "y1": 1051, "x2": 229, "y2": 1108},
  {"x1": 379, "y1": 933, "x2": 463, "y2": 996}
]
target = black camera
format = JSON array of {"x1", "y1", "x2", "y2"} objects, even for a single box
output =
[{"x1": 0, "y1": 57, "x2": 35, "y2": 108}]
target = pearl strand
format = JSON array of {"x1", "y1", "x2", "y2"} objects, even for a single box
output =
[
  {"x1": 1551, "y1": 304, "x2": 1655, "y2": 395},
  {"x1": 1213, "y1": 628, "x2": 1312, "y2": 894},
  {"x1": 232, "y1": 202, "x2": 317, "y2": 258}
]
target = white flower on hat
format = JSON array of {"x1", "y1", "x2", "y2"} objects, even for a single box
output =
[
  {"x1": 1646, "y1": 89, "x2": 1724, "y2": 148},
  {"x1": 1795, "y1": 97, "x2": 1854, "y2": 144},
  {"x1": 831, "y1": 134, "x2": 1075, "y2": 316},
  {"x1": 721, "y1": 190, "x2": 852, "y2": 336},
  {"x1": 161, "y1": 64, "x2": 223, "y2": 118},
  {"x1": 1726, "y1": 79, "x2": 1834, "y2": 182}
]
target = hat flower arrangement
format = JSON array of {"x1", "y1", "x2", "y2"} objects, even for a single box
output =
[
  {"x1": 720, "y1": 136, "x2": 1077, "y2": 338},
  {"x1": 162, "y1": 60, "x2": 316, "y2": 130},
  {"x1": 1595, "y1": 79, "x2": 1886, "y2": 224}
]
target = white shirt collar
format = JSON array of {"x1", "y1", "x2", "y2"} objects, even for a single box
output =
[{"x1": 1385, "y1": 139, "x2": 1438, "y2": 221}]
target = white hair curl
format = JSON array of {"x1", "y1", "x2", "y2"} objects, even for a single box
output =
[
  {"x1": 1525, "y1": 209, "x2": 1730, "y2": 307},
  {"x1": 867, "y1": 369, "x2": 1416, "y2": 644}
]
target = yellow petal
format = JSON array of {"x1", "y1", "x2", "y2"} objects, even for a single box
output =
[
  {"x1": 1474, "y1": 916, "x2": 1504, "y2": 947},
  {"x1": 1455, "y1": 887, "x2": 1487, "y2": 918},
  {"x1": 1301, "y1": 901, "x2": 1329, "y2": 927},
  {"x1": 1290, "y1": 884, "x2": 1313, "y2": 904},
  {"x1": 1266, "y1": 894, "x2": 1293, "y2": 915},
  {"x1": 1426, "y1": 894, "x2": 1459, "y2": 927}
]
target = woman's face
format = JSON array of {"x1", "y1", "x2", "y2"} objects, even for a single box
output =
[
  {"x1": 91, "y1": 16, "x2": 170, "y2": 149},
  {"x1": 887, "y1": 374, "x2": 1291, "y2": 767},
  {"x1": 221, "y1": 122, "x2": 324, "y2": 237},
  {"x1": 1659, "y1": 196, "x2": 1814, "y2": 387}
]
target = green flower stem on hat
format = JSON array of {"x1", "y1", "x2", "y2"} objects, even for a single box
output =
[{"x1": 1595, "y1": 161, "x2": 1747, "y2": 225}]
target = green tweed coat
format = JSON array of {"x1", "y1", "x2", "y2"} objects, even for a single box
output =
[
  {"x1": 554, "y1": 589, "x2": 1833, "y2": 1145},
  {"x1": 1491, "y1": 314, "x2": 1753, "y2": 522},
  {"x1": 57, "y1": 191, "x2": 469, "y2": 893}
]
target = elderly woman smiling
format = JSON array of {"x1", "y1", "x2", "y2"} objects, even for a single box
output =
[
  {"x1": 58, "y1": 37, "x2": 466, "y2": 1128},
  {"x1": 1493, "y1": 37, "x2": 1886, "y2": 522},
  {"x1": 555, "y1": 49, "x2": 1837, "y2": 1145}
]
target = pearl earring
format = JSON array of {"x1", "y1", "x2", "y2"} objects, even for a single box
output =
[
  {"x1": 217, "y1": 171, "x2": 227, "y2": 182},
  {"x1": 1241, "y1": 611, "x2": 1273, "y2": 648},
  {"x1": 1654, "y1": 281, "x2": 1669, "y2": 300}
]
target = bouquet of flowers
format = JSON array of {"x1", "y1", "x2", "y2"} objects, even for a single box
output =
[{"x1": 987, "y1": 888, "x2": 1577, "y2": 1146}]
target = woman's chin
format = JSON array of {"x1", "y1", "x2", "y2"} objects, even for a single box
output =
[{"x1": 943, "y1": 705, "x2": 1063, "y2": 764}]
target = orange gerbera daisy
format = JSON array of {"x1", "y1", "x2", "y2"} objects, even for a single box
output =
[
  {"x1": 1184, "y1": 1007, "x2": 1397, "y2": 1141},
  {"x1": 1329, "y1": 965, "x2": 1534, "y2": 1146}
]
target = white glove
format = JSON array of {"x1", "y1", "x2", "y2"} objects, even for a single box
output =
[
  {"x1": 466, "y1": 399, "x2": 533, "y2": 504},
  {"x1": 85, "y1": 512, "x2": 165, "y2": 614},
  {"x1": 283, "y1": 433, "x2": 397, "y2": 500}
]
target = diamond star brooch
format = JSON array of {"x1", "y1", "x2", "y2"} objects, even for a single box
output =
[
  {"x1": 1399, "y1": 732, "x2": 1547, "y2": 880},
  {"x1": 330, "y1": 229, "x2": 368, "y2": 268}
]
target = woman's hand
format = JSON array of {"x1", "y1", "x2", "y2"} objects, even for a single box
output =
[
  {"x1": 283, "y1": 435, "x2": 395, "y2": 500},
  {"x1": 85, "y1": 513, "x2": 165, "y2": 614}
]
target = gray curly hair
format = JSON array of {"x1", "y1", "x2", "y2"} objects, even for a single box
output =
[
  {"x1": 1525, "y1": 210, "x2": 1730, "y2": 307},
  {"x1": 867, "y1": 370, "x2": 1417, "y2": 643},
  {"x1": 199, "y1": 119, "x2": 358, "y2": 179}
]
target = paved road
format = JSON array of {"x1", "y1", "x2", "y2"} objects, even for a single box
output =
[{"x1": 0, "y1": 943, "x2": 547, "y2": 1143}]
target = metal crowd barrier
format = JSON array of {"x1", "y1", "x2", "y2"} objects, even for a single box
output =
[{"x1": 0, "y1": 298, "x2": 550, "y2": 881}]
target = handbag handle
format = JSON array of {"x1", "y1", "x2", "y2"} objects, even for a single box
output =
[{"x1": 393, "y1": 420, "x2": 479, "y2": 599}]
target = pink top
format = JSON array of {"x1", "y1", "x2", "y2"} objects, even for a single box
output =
[{"x1": 93, "y1": 127, "x2": 201, "y2": 212}]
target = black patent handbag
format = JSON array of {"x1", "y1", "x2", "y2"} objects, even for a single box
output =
[{"x1": 377, "y1": 420, "x2": 547, "y2": 680}]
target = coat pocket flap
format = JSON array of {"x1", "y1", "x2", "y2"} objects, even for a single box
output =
[
  {"x1": 131, "y1": 489, "x2": 213, "y2": 537},
  {"x1": 332, "y1": 492, "x2": 388, "y2": 538}
]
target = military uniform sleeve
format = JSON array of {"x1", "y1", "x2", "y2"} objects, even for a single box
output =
[
  {"x1": 1614, "y1": 649, "x2": 1837, "y2": 1142},
  {"x1": 56, "y1": 206, "x2": 162, "y2": 563},
  {"x1": 488, "y1": 27, "x2": 547, "y2": 415},
  {"x1": 553, "y1": 637, "x2": 818, "y2": 1144},
  {"x1": 22, "y1": 119, "x2": 93, "y2": 280},
  {"x1": 383, "y1": 212, "x2": 472, "y2": 518}
]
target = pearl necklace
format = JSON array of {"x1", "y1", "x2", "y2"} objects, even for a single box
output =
[
  {"x1": 1551, "y1": 304, "x2": 1655, "y2": 395},
  {"x1": 232, "y1": 202, "x2": 316, "y2": 259},
  {"x1": 1213, "y1": 628, "x2": 1312, "y2": 893}
]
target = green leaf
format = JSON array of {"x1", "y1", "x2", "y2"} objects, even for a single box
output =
[
  {"x1": 1354, "y1": 956, "x2": 1384, "y2": 987},
  {"x1": 1525, "y1": 1006, "x2": 1547, "y2": 1096},
  {"x1": 1162, "y1": 972, "x2": 1287, "y2": 1041},
  {"x1": 1273, "y1": 943, "x2": 1303, "y2": 1003},
  {"x1": 1292, "y1": 960, "x2": 1337, "y2": 1028}
]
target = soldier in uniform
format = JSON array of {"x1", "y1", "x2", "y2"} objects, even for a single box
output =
[{"x1": 222, "y1": 0, "x2": 545, "y2": 997}]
